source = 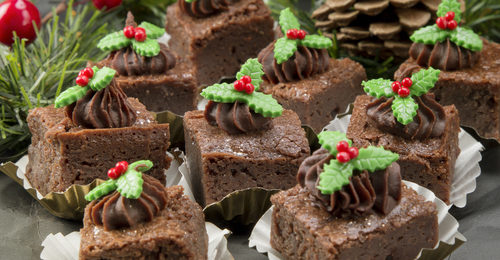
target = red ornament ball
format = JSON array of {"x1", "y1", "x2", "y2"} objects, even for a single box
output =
[
  {"x1": 0, "y1": 0, "x2": 41, "y2": 46},
  {"x1": 244, "y1": 83, "x2": 255, "y2": 94},
  {"x1": 447, "y1": 20, "x2": 458, "y2": 30},
  {"x1": 134, "y1": 27, "x2": 146, "y2": 42},
  {"x1": 80, "y1": 67, "x2": 94, "y2": 78},
  {"x1": 92, "y1": 0, "x2": 122, "y2": 10},
  {"x1": 234, "y1": 80, "x2": 245, "y2": 92},
  {"x1": 445, "y1": 11, "x2": 455, "y2": 21},
  {"x1": 348, "y1": 147, "x2": 359, "y2": 159},
  {"x1": 336, "y1": 151, "x2": 351, "y2": 163},
  {"x1": 107, "y1": 167, "x2": 120, "y2": 179},
  {"x1": 286, "y1": 29, "x2": 298, "y2": 40},
  {"x1": 401, "y1": 77, "x2": 412, "y2": 88},
  {"x1": 336, "y1": 140, "x2": 349, "y2": 153},
  {"x1": 241, "y1": 75, "x2": 252, "y2": 84},
  {"x1": 114, "y1": 161, "x2": 128, "y2": 174},
  {"x1": 398, "y1": 86, "x2": 410, "y2": 98},
  {"x1": 76, "y1": 76, "x2": 89, "y2": 87},
  {"x1": 297, "y1": 30, "x2": 307, "y2": 40},
  {"x1": 391, "y1": 81, "x2": 401, "y2": 93},
  {"x1": 123, "y1": 26, "x2": 135, "y2": 39}
]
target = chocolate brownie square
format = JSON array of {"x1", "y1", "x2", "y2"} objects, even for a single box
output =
[
  {"x1": 183, "y1": 109, "x2": 310, "y2": 206},
  {"x1": 80, "y1": 185, "x2": 208, "y2": 259},
  {"x1": 260, "y1": 58, "x2": 366, "y2": 133},
  {"x1": 270, "y1": 184, "x2": 438, "y2": 259},
  {"x1": 395, "y1": 40, "x2": 500, "y2": 141},
  {"x1": 165, "y1": 0, "x2": 274, "y2": 86},
  {"x1": 26, "y1": 98, "x2": 171, "y2": 195},
  {"x1": 347, "y1": 95, "x2": 460, "y2": 203}
]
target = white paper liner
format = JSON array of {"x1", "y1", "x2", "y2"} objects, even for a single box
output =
[
  {"x1": 41, "y1": 222, "x2": 232, "y2": 260},
  {"x1": 322, "y1": 114, "x2": 483, "y2": 207},
  {"x1": 248, "y1": 180, "x2": 466, "y2": 260}
]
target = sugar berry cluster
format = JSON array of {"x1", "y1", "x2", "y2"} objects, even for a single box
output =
[
  {"x1": 233, "y1": 75, "x2": 255, "y2": 94},
  {"x1": 286, "y1": 29, "x2": 306, "y2": 40},
  {"x1": 107, "y1": 161, "x2": 129, "y2": 179},
  {"x1": 123, "y1": 26, "x2": 147, "y2": 42},
  {"x1": 336, "y1": 141, "x2": 359, "y2": 163},
  {"x1": 391, "y1": 77, "x2": 412, "y2": 98},
  {"x1": 436, "y1": 11, "x2": 458, "y2": 30},
  {"x1": 76, "y1": 67, "x2": 94, "y2": 87}
]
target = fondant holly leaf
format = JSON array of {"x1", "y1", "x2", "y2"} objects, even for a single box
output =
[
  {"x1": 138, "y1": 22, "x2": 165, "y2": 39},
  {"x1": 279, "y1": 8, "x2": 300, "y2": 33},
  {"x1": 116, "y1": 168, "x2": 144, "y2": 199},
  {"x1": 54, "y1": 85, "x2": 89, "y2": 108},
  {"x1": 129, "y1": 160, "x2": 154, "y2": 173},
  {"x1": 392, "y1": 97, "x2": 418, "y2": 125},
  {"x1": 274, "y1": 37, "x2": 298, "y2": 64},
  {"x1": 362, "y1": 79, "x2": 395, "y2": 98},
  {"x1": 410, "y1": 25, "x2": 451, "y2": 44},
  {"x1": 350, "y1": 146, "x2": 399, "y2": 173},
  {"x1": 450, "y1": 27, "x2": 483, "y2": 51},
  {"x1": 89, "y1": 67, "x2": 116, "y2": 91},
  {"x1": 300, "y1": 35, "x2": 333, "y2": 49},
  {"x1": 84, "y1": 179, "x2": 117, "y2": 201},
  {"x1": 437, "y1": 0, "x2": 462, "y2": 23},
  {"x1": 410, "y1": 67, "x2": 440, "y2": 96},
  {"x1": 317, "y1": 160, "x2": 353, "y2": 195},
  {"x1": 317, "y1": 131, "x2": 352, "y2": 157},
  {"x1": 97, "y1": 31, "x2": 131, "y2": 52},
  {"x1": 201, "y1": 83, "x2": 283, "y2": 117},
  {"x1": 132, "y1": 39, "x2": 161, "y2": 57},
  {"x1": 236, "y1": 58, "x2": 264, "y2": 91}
]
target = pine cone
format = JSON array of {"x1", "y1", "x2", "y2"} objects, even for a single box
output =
[{"x1": 312, "y1": 0, "x2": 464, "y2": 58}]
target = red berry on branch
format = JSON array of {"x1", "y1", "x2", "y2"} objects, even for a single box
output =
[
  {"x1": 336, "y1": 151, "x2": 351, "y2": 163},
  {"x1": 241, "y1": 75, "x2": 252, "y2": 84},
  {"x1": 398, "y1": 86, "x2": 410, "y2": 97},
  {"x1": 81, "y1": 67, "x2": 94, "y2": 78},
  {"x1": 401, "y1": 77, "x2": 412, "y2": 88},
  {"x1": 114, "y1": 161, "x2": 128, "y2": 174},
  {"x1": 107, "y1": 168, "x2": 119, "y2": 179},
  {"x1": 93, "y1": 0, "x2": 122, "y2": 10},
  {"x1": 336, "y1": 140, "x2": 349, "y2": 153},
  {"x1": 76, "y1": 76, "x2": 89, "y2": 87},
  {"x1": 286, "y1": 29, "x2": 298, "y2": 40},
  {"x1": 244, "y1": 83, "x2": 255, "y2": 94},
  {"x1": 123, "y1": 26, "x2": 135, "y2": 39},
  {"x1": 391, "y1": 81, "x2": 401, "y2": 93},
  {"x1": 134, "y1": 27, "x2": 147, "y2": 42},
  {"x1": 297, "y1": 30, "x2": 307, "y2": 40},
  {"x1": 436, "y1": 17, "x2": 447, "y2": 29},
  {"x1": 348, "y1": 147, "x2": 359, "y2": 159},
  {"x1": 234, "y1": 80, "x2": 245, "y2": 91},
  {"x1": 445, "y1": 11, "x2": 455, "y2": 21},
  {"x1": 447, "y1": 20, "x2": 458, "y2": 30},
  {"x1": 0, "y1": 0, "x2": 41, "y2": 46}
]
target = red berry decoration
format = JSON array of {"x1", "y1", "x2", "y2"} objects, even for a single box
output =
[
  {"x1": 401, "y1": 77, "x2": 412, "y2": 88},
  {"x1": 234, "y1": 80, "x2": 245, "y2": 92},
  {"x1": 391, "y1": 81, "x2": 401, "y2": 93},
  {"x1": 447, "y1": 20, "x2": 458, "y2": 30},
  {"x1": 92, "y1": 0, "x2": 122, "y2": 10},
  {"x1": 123, "y1": 26, "x2": 136, "y2": 39},
  {"x1": 398, "y1": 86, "x2": 410, "y2": 98},
  {"x1": 241, "y1": 75, "x2": 252, "y2": 84},
  {"x1": 244, "y1": 83, "x2": 255, "y2": 94},
  {"x1": 114, "y1": 161, "x2": 128, "y2": 174},
  {"x1": 336, "y1": 151, "x2": 351, "y2": 163},
  {"x1": 76, "y1": 76, "x2": 89, "y2": 87},
  {"x1": 436, "y1": 17, "x2": 447, "y2": 30},
  {"x1": 107, "y1": 167, "x2": 120, "y2": 179},
  {"x1": 445, "y1": 11, "x2": 455, "y2": 21},
  {"x1": 297, "y1": 30, "x2": 307, "y2": 40},
  {"x1": 134, "y1": 27, "x2": 147, "y2": 42},
  {"x1": 80, "y1": 67, "x2": 94, "y2": 78},
  {"x1": 0, "y1": 0, "x2": 41, "y2": 46},
  {"x1": 336, "y1": 140, "x2": 349, "y2": 153},
  {"x1": 286, "y1": 29, "x2": 298, "y2": 40},
  {"x1": 348, "y1": 147, "x2": 359, "y2": 159}
]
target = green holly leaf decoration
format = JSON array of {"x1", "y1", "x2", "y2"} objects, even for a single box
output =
[
  {"x1": 201, "y1": 83, "x2": 283, "y2": 117},
  {"x1": 410, "y1": 25, "x2": 451, "y2": 45},
  {"x1": 274, "y1": 37, "x2": 298, "y2": 64},
  {"x1": 84, "y1": 179, "x2": 117, "y2": 201},
  {"x1": 279, "y1": 8, "x2": 300, "y2": 33},
  {"x1": 300, "y1": 35, "x2": 333, "y2": 49},
  {"x1": 129, "y1": 160, "x2": 154, "y2": 173},
  {"x1": 392, "y1": 97, "x2": 419, "y2": 125},
  {"x1": 97, "y1": 31, "x2": 131, "y2": 52},
  {"x1": 138, "y1": 22, "x2": 165, "y2": 39},
  {"x1": 450, "y1": 27, "x2": 483, "y2": 52},
  {"x1": 54, "y1": 85, "x2": 89, "y2": 108},
  {"x1": 116, "y1": 169, "x2": 144, "y2": 199},
  {"x1": 410, "y1": 67, "x2": 440, "y2": 96},
  {"x1": 350, "y1": 146, "x2": 399, "y2": 173},
  {"x1": 132, "y1": 39, "x2": 161, "y2": 57},
  {"x1": 89, "y1": 67, "x2": 116, "y2": 91},
  {"x1": 437, "y1": 0, "x2": 462, "y2": 23},
  {"x1": 317, "y1": 131, "x2": 352, "y2": 157},
  {"x1": 362, "y1": 78, "x2": 395, "y2": 98},
  {"x1": 318, "y1": 160, "x2": 353, "y2": 195},
  {"x1": 236, "y1": 58, "x2": 264, "y2": 91}
]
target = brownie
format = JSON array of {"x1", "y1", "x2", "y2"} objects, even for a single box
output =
[
  {"x1": 80, "y1": 185, "x2": 208, "y2": 259},
  {"x1": 165, "y1": 0, "x2": 274, "y2": 86},
  {"x1": 271, "y1": 184, "x2": 438, "y2": 259},
  {"x1": 347, "y1": 95, "x2": 460, "y2": 203},
  {"x1": 26, "y1": 98, "x2": 171, "y2": 195},
  {"x1": 395, "y1": 40, "x2": 500, "y2": 141},
  {"x1": 183, "y1": 109, "x2": 310, "y2": 206},
  {"x1": 260, "y1": 58, "x2": 366, "y2": 133}
]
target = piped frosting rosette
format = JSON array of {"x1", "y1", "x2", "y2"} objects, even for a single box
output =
[{"x1": 178, "y1": 0, "x2": 233, "y2": 18}]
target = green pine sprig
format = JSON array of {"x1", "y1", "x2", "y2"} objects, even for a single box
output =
[{"x1": 463, "y1": 0, "x2": 500, "y2": 43}]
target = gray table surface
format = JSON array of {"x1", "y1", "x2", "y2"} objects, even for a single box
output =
[{"x1": 1, "y1": 1, "x2": 500, "y2": 259}]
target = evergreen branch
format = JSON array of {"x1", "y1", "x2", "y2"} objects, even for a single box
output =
[{"x1": 464, "y1": 0, "x2": 500, "y2": 42}]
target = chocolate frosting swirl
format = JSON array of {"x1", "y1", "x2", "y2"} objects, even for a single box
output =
[
  {"x1": 65, "y1": 81, "x2": 137, "y2": 128},
  {"x1": 258, "y1": 41, "x2": 330, "y2": 84},
  {"x1": 106, "y1": 44, "x2": 176, "y2": 76},
  {"x1": 204, "y1": 101, "x2": 272, "y2": 134},
  {"x1": 409, "y1": 38, "x2": 480, "y2": 71},
  {"x1": 366, "y1": 94, "x2": 446, "y2": 140},
  {"x1": 89, "y1": 175, "x2": 168, "y2": 231},
  {"x1": 297, "y1": 148, "x2": 402, "y2": 216},
  {"x1": 178, "y1": 0, "x2": 233, "y2": 18}
]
